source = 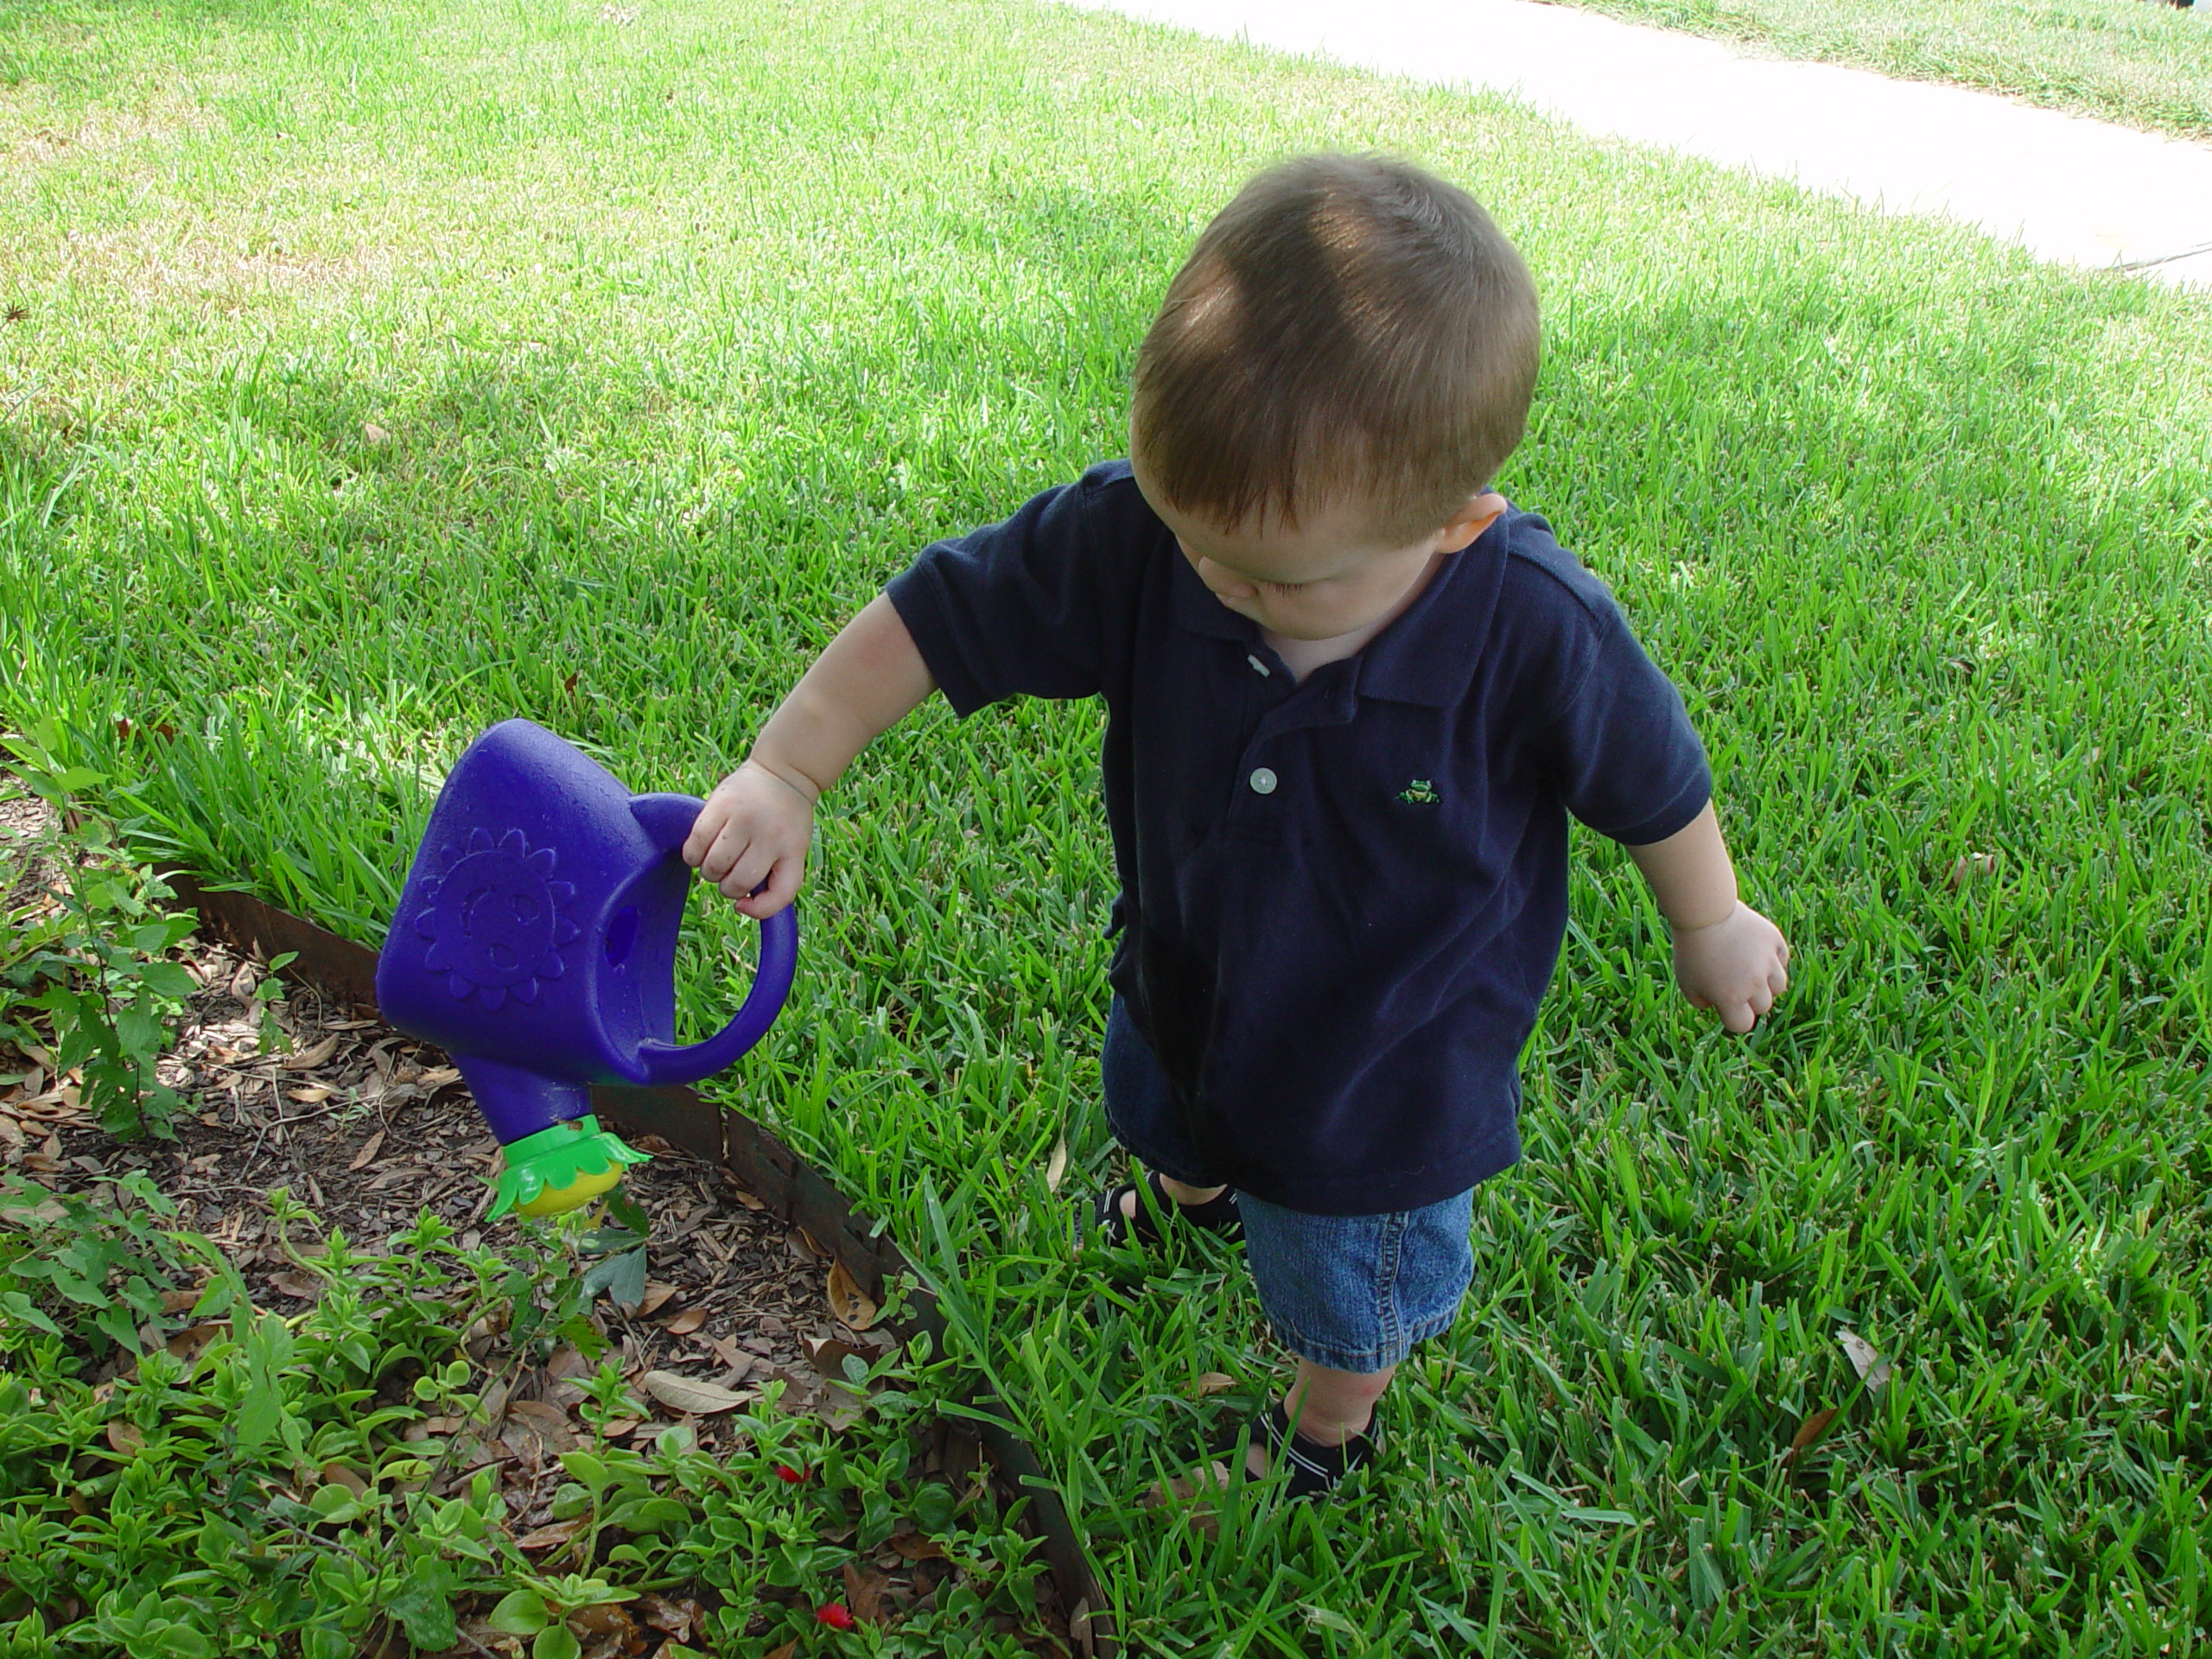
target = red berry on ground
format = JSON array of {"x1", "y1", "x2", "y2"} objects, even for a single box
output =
[{"x1": 816, "y1": 1603, "x2": 856, "y2": 1630}]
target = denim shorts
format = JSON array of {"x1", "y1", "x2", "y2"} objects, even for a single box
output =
[{"x1": 1100, "y1": 999, "x2": 1476, "y2": 1375}]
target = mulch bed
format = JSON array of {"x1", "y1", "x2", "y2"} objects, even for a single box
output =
[{"x1": 0, "y1": 779, "x2": 1062, "y2": 1657}]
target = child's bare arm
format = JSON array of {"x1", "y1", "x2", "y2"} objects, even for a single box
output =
[
  {"x1": 683, "y1": 594, "x2": 937, "y2": 918},
  {"x1": 1624, "y1": 802, "x2": 1790, "y2": 1033}
]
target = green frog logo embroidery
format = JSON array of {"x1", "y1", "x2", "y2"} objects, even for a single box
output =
[{"x1": 1397, "y1": 779, "x2": 1440, "y2": 805}]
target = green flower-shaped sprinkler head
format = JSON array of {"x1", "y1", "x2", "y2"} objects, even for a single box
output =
[{"x1": 494, "y1": 1115, "x2": 653, "y2": 1219}]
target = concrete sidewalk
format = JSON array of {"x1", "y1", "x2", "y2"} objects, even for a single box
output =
[{"x1": 1071, "y1": 0, "x2": 2212, "y2": 290}]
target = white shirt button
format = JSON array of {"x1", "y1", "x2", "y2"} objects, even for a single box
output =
[{"x1": 1249, "y1": 767, "x2": 1278, "y2": 795}]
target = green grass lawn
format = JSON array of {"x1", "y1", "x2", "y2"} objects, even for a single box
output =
[
  {"x1": 5, "y1": 0, "x2": 2212, "y2": 1649},
  {"x1": 1544, "y1": 0, "x2": 2212, "y2": 141}
]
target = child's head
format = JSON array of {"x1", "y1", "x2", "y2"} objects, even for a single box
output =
[{"x1": 1130, "y1": 154, "x2": 1539, "y2": 551}]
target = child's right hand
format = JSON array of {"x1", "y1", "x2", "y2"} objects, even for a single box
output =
[{"x1": 683, "y1": 760, "x2": 816, "y2": 919}]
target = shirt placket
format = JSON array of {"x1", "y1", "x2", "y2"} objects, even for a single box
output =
[{"x1": 1221, "y1": 656, "x2": 1357, "y2": 840}]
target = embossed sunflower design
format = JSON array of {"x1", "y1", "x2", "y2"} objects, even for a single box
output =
[{"x1": 412, "y1": 827, "x2": 581, "y2": 1010}]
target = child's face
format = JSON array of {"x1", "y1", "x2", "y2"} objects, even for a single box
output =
[{"x1": 1131, "y1": 452, "x2": 1504, "y2": 645}]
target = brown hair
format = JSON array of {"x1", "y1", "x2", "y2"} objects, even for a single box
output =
[{"x1": 1131, "y1": 154, "x2": 1539, "y2": 543}]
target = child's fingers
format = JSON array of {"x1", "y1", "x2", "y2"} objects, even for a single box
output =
[
  {"x1": 695, "y1": 820, "x2": 752, "y2": 885},
  {"x1": 732, "y1": 854, "x2": 804, "y2": 919},
  {"x1": 681, "y1": 802, "x2": 725, "y2": 868},
  {"x1": 715, "y1": 842, "x2": 779, "y2": 901}
]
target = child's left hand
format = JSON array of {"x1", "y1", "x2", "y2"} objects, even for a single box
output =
[{"x1": 1670, "y1": 903, "x2": 1789, "y2": 1033}]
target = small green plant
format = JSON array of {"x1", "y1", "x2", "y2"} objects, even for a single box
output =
[
  {"x1": 1, "y1": 725, "x2": 201, "y2": 1141},
  {"x1": 0, "y1": 1174, "x2": 1064, "y2": 1656},
  {"x1": 0, "y1": 1173, "x2": 195, "y2": 1357}
]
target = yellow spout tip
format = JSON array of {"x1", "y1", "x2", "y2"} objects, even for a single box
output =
[{"x1": 514, "y1": 1164, "x2": 626, "y2": 1217}]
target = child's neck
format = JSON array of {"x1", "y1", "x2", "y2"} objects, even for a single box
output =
[
  {"x1": 1262, "y1": 627, "x2": 1370, "y2": 683},
  {"x1": 1261, "y1": 550, "x2": 1449, "y2": 683}
]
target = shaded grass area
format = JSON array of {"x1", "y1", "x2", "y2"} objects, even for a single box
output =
[
  {"x1": 3, "y1": 0, "x2": 2212, "y2": 1649},
  {"x1": 1540, "y1": 0, "x2": 2212, "y2": 141}
]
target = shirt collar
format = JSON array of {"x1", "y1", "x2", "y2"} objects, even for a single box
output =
[
  {"x1": 1167, "y1": 509, "x2": 1512, "y2": 706},
  {"x1": 1170, "y1": 543, "x2": 1255, "y2": 641},
  {"x1": 1353, "y1": 513, "x2": 1510, "y2": 707}
]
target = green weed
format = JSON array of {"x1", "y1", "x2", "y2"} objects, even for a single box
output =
[{"x1": 0, "y1": 731, "x2": 209, "y2": 1141}]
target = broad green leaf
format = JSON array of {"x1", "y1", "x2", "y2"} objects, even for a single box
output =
[
  {"x1": 0, "y1": 1292, "x2": 63, "y2": 1337},
  {"x1": 487, "y1": 1591, "x2": 551, "y2": 1637}
]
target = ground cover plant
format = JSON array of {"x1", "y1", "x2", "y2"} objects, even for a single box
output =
[
  {"x1": 3, "y1": 0, "x2": 2211, "y2": 1649},
  {"x1": 0, "y1": 772, "x2": 1074, "y2": 1656},
  {"x1": 1537, "y1": 0, "x2": 2212, "y2": 141},
  {"x1": 0, "y1": 1168, "x2": 1056, "y2": 1658}
]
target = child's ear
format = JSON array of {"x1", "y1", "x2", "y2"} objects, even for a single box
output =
[{"x1": 1432, "y1": 492, "x2": 1509, "y2": 556}]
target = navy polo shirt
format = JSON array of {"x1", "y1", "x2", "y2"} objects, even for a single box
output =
[{"x1": 887, "y1": 461, "x2": 1710, "y2": 1214}]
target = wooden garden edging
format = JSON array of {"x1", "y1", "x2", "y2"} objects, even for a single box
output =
[{"x1": 165, "y1": 874, "x2": 1116, "y2": 1657}]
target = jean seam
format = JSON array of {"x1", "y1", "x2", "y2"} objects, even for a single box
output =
[{"x1": 1376, "y1": 1210, "x2": 1406, "y2": 1367}]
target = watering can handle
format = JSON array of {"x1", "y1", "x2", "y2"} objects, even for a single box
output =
[
  {"x1": 633, "y1": 905, "x2": 798, "y2": 1084},
  {"x1": 626, "y1": 792, "x2": 800, "y2": 1085}
]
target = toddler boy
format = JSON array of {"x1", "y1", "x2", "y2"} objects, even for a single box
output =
[{"x1": 683, "y1": 155, "x2": 1789, "y2": 1498}]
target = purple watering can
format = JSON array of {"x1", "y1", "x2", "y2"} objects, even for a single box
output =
[{"x1": 375, "y1": 719, "x2": 798, "y2": 1218}]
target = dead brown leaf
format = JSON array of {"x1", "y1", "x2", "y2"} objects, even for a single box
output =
[
  {"x1": 1784, "y1": 1407, "x2": 1840, "y2": 1465},
  {"x1": 635, "y1": 1593, "x2": 699, "y2": 1643},
  {"x1": 696, "y1": 1332, "x2": 755, "y2": 1379},
  {"x1": 803, "y1": 1335, "x2": 873, "y2": 1381},
  {"x1": 106, "y1": 1421, "x2": 144, "y2": 1455},
  {"x1": 762, "y1": 1643, "x2": 798, "y2": 1659},
  {"x1": 269, "y1": 1271, "x2": 322, "y2": 1300},
  {"x1": 164, "y1": 1321, "x2": 229, "y2": 1366},
  {"x1": 1193, "y1": 1371, "x2": 1236, "y2": 1397},
  {"x1": 1140, "y1": 1462, "x2": 1231, "y2": 1538},
  {"x1": 285, "y1": 1084, "x2": 334, "y2": 1104},
  {"x1": 346, "y1": 1128, "x2": 386, "y2": 1172},
  {"x1": 887, "y1": 1532, "x2": 947, "y2": 1561},
  {"x1": 454, "y1": 1618, "x2": 525, "y2": 1658},
  {"x1": 724, "y1": 1184, "x2": 766, "y2": 1211},
  {"x1": 514, "y1": 1517, "x2": 586, "y2": 1553},
  {"x1": 158, "y1": 1287, "x2": 201, "y2": 1314},
  {"x1": 1045, "y1": 1130, "x2": 1069, "y2": 1193},
  {"x1": 826, "y1": 1259, "x2": 879, "y2": 1330},
  {"x1": 281, "y1": 1035, "x2": 341, "y2": 1071},
  {"x1": 637, "y1": 1281, "x2": 680, "y2": 1317},
  {"x1": 842, "y1": 1560, "x2": 890, "y2": 1625},
  {"x1": 662, "y1": 1307, "x2": 708, "y2": 1336},
  {"x1": 569, "y1": 1600, "x2": 637, "y2": 1649},
  {"x1": 321, "y1": 1462, "x2": 368, "y2": 1497},
  {"x1": 505, "y1": 1399, "x2": 575, "y2": 1439},
  {"x1": 1838, "y1": 1331, "x2": 1893, "y2": 1393},
  {"x1": 416, "y1": 1065, "x2": 461, "y2": 1090},
  {"x1": 640, "y1": 1370, "x2": 757, "y2": 1415},
  {"x1": 362, "y1": 422, "x2": 392, "y2": 446},
  {"x1": 1947, "y1": 852, "x2": 1999, "y2": 889}
]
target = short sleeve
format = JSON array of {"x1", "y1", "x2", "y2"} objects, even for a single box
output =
[
  {"x1": 885, "y1": 470, "x2": 1121, "y2": 718},
  {"x1": 1541, "y1": 591, "x2": 1713, "y2": 846}
]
